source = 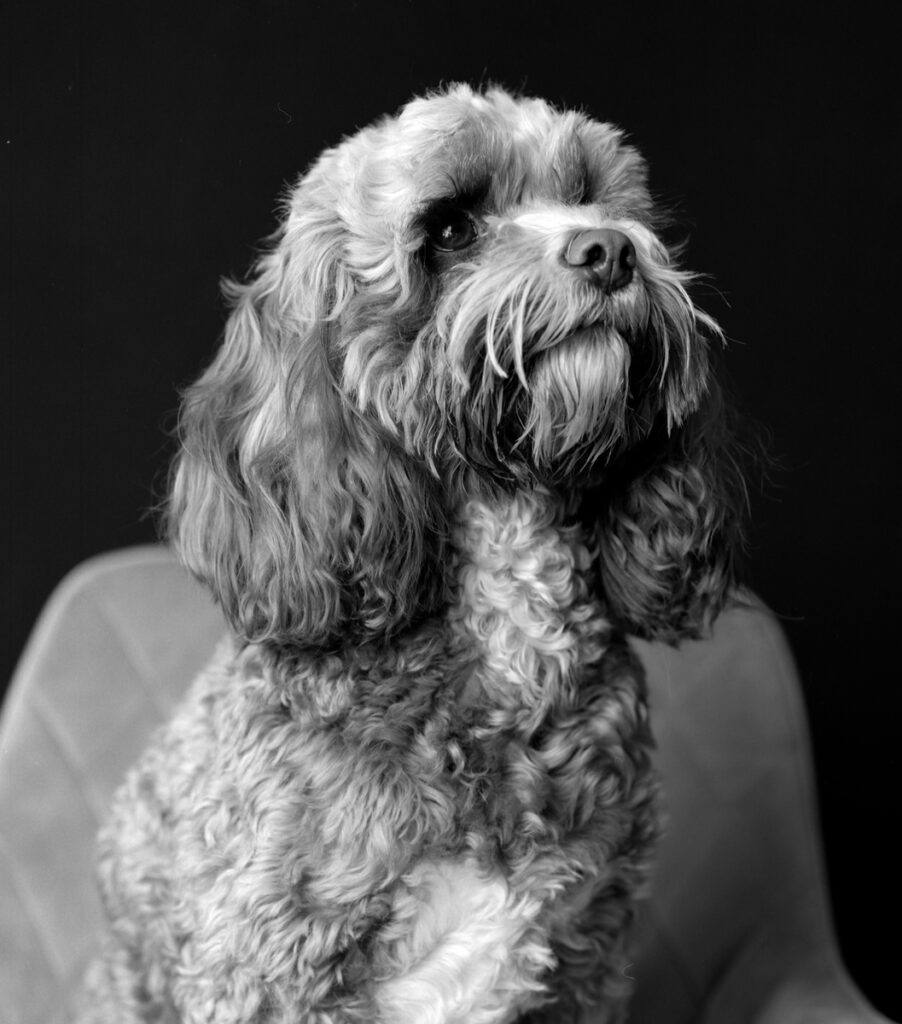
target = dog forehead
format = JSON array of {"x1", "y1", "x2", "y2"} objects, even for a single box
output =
[
  {"x1": 396, "y1": 86, "x2": 568, "y2": 146},
  {"x1": 395, "y1": 88, "x2": 592, "y2": 202},
  {"x1": 290, "y1": 86, "x2": 639, "y2": 249},
  {"x1": 331, "y1": 88, "x2": 623, "y2": 225}
]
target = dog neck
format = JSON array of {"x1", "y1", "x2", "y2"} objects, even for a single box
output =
[
  {"x1": 267, "y1": 487, "x2": 613, "y2": 734},
  {"x1": 449, "y1": 487, "x2": 611, "y2": 734}
]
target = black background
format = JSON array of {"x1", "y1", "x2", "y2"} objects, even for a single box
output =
[{"x1": 4, "y1": 1, "x2": 900, "y2": 1015}]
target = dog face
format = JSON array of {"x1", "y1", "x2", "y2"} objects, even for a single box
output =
[
  {"x1": 262, "y1": 87, "x2": 713, "y2": 483},
  {"x1": 169, "y1": 85, "x2": 740, "y2": 650}
]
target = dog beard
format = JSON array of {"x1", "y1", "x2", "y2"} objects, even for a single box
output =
[
  {"x1": 436, "y1": 229, "x2": 715, "y2": 485},
  {"x1": 523, "y1": 328, "x2": 633, "y2": 477}
]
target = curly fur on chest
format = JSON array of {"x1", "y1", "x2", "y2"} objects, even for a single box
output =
[{"x1": 91, "y1": 491, "x2": 657, "y2": 1024}]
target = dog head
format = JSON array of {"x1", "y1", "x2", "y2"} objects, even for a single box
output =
[{"x1": 168, "y1": 85, "x2": 742, "y2": 650}]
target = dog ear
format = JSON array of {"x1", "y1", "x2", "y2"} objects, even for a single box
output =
[
  {"x1": 594, "y1": 385, "x2": 746, "y2": 642},
  {"x1": 166, "y1": 185, "x2": 449, "y2": 651}
]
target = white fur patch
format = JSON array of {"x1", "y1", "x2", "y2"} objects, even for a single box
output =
[{"x1": 372, "y1": 858, "x2": 554, "y2": 1024}]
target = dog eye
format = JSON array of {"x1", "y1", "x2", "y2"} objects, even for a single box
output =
[{"x1": 424, "y1": 205, "x2": 478, "y2": 252}]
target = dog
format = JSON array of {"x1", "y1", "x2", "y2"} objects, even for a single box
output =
[{"x1": 80, "y1": 84, "x2": 741, "y2": 1024}]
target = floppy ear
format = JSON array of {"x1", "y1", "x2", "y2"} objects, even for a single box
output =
[
  {"x1": 166, "y1": 189, "x2": 449, "y2": 651},
  {"x1": 594, "y1": 386, "x2": 746, "y2": 642}
]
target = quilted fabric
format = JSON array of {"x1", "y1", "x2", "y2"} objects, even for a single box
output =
[
  {"x1": 0, "y1": 548, "x2": 884, "y2": 1024},
  {"x1": 0, "y1": 548, "x2": 226, "y2": 1024}
]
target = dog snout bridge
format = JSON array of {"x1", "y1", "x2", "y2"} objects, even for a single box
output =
[{"x1": 564, "y1": 228, "x2": 636, "y2": 292}]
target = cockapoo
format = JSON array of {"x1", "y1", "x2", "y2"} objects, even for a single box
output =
[{"x1": 80, "y1": 84, "x2": 741, "y2": 1023}]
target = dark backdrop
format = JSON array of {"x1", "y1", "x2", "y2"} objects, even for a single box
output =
[{"x1": 4, "y1": 1, "x2": 899, "y2": 1015}]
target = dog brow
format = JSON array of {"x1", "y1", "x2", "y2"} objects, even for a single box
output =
[
  {"x1": 554, "y1": 131, "x2": 591, "y2": 204},
  {"x1": 449, "y1": 154, "x2": 494, "y2": 204},
  {"x1": 509, "y1": 122, "x2": 590, "y2": 205}
]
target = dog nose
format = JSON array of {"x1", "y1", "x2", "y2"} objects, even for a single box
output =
[{"x1": 564, "y1": 228, "x2": 636, "y2": 291}]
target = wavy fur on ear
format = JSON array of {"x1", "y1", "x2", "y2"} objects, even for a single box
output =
[
  {"x1": 593, "y1": 381, "x2": 746, "y2": 642},
  {"x1": 167, "y1": 207, "x2": 449, "y2": 650}
]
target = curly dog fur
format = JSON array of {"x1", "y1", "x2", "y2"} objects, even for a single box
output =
[{"x1": 79, "y1": 84, "x2": 742, "y2": 1023}]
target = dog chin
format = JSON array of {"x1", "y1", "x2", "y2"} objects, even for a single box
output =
[
  {"x1": 558, "y1": 323, "x2": 625, "y2": 349},
  {"x1": 520, "y1": 327, "x2": 633, "y2": 471},
  {"x1": 561, "y1": 281, "x2": 654, "y2": 352},
  {"x1": 538, "y1": 323, "x2": 633, "y2": 386}
]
